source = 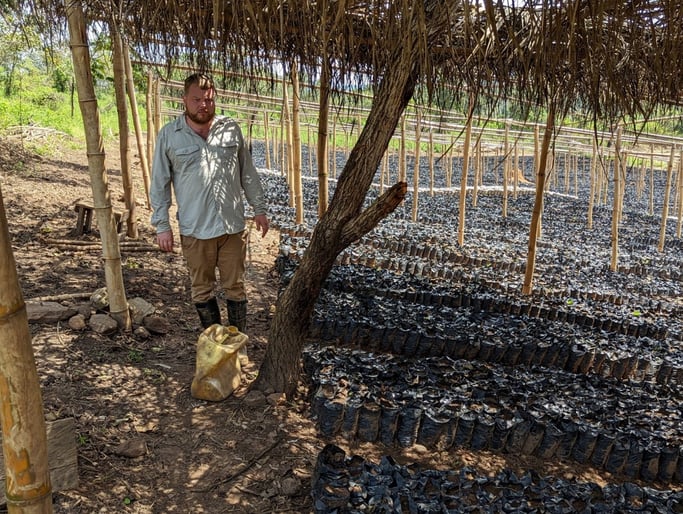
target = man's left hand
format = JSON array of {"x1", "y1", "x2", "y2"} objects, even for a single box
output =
[{"x1": 254, "y1": 214, "x2": 269, "y2": 237}]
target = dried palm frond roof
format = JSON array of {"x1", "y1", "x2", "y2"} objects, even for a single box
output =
[{"x1": 13, "y1": 0, "x2": 683, "y2": 123}]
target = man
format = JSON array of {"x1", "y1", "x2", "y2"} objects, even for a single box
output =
[{"x1": 150, "y1": 73, "x2": 269, "y2": 346}]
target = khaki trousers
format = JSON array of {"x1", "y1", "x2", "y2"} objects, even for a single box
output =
[{"x1": 180, "y1": 231, "x2": 247, "y2": 303}]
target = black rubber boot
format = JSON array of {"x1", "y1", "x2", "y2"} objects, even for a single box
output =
[
  {"x1": 227, "y1": 299, "x2": 249, "y2": 364},
  {"x1": 226, "y1": 299, "x2": 248, "y2": 333},
  {"x1": 195, "y1": 298, "x2": 222, "y2": 329}
]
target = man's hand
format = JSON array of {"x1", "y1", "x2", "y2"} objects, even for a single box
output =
[
  {"x1": 156, "y1": 230, "x2": 174, "y2": 252},
  {"x1": 253, "y1": 214, "x2": 269, "y2": 237}
]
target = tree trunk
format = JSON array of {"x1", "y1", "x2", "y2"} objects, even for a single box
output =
[
  {"x1": 67, "y1": 1, "x2": 131, "y2": 330},
  {"x1": 0, "y1": 187, "x2": 53, "y2": 513},
  {"x1": 254, "y1": 49, "x2": 419, "y2": 397},
  {"x1": 522, "y1": 106, "x2": 555, "y2": 295}
]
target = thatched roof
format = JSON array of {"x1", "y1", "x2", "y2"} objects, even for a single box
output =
[{"x1": 14, "y1": 1, "x2": 683, "y2": 124}]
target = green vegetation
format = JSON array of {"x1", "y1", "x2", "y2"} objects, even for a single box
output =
[{"x1": 0, "y1": 13, "x2": 144, "y2": 144}]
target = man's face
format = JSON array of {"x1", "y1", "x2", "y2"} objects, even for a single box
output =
[{"x1": 183, "y1": 83, "x2": 216, "y2": 125}]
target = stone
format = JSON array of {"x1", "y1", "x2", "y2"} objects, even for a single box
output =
[
  {"x1": 128, "y1": 297, "x2": 156, "y2": 325},
  {"x1": 26, "y1": 301, "x2": 77, "y2": 323},
  {"x1": 68, "y1": 314, "x2": 87, "y2": 331},
  {"x1": 89, "y1": 313, "x2": 118, "y2": 335},
  {"x1": 90, "y1": 287, "x2": 108, "y2": 310},
  {"x1": 142, "y1": 315, "x2": 170, "y2": 335},
  {"x1": 112, "y1": 438, "x2": 147, "y2": 458},
  {"x1": 134, "y1": 326, "x2": 151, "y2": 339}
]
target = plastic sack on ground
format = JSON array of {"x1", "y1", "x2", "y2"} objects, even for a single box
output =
[{"x1": 191, "y1": 324, "x2": 248, "y2": 401}]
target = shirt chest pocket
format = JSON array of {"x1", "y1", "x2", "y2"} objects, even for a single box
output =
[{"x1": 171, "y1": 144, "x2": 201, "y2": 171}]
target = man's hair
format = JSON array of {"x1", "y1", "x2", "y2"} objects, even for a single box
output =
[{"x1": 184, "y1": 73, "x2": 215, "y2": 95}]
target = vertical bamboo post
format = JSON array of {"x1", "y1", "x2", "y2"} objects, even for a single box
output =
[
  {"x1": 658, "y1": 147, "x2": 675, "y2": 253},
  {"x1": 145, "y1": 71, "x2": 155, "y2": 177},
  {"x1": 332, "y1": 116, "x2": 337, "y2": 179},
  {"x1": 307, "y1": 125, "x2": 313, "y2": 176},
  {"x1": 610, "y1": 128, "x2": 623, "y2": 271},
  {"x1": 502, "y1": 121, "x2": 509, "y2": 218},
  {"x1": 263, "y1": 112, "x2": 271, "y2": 169},
  {"x1": 399, "y1": 115, "x2": 406, "y2": 182},
  {"x1": 676, "y1": 149, "x2": 683, "y2": 239},
  {"x1": 411, "y1": 110, "x2": 422, "y2": 222},
  {"x1": 458, "y1": 97, "x2": 473, "y2": 246},
  {"x1": 317, "y1": 60, "x2": 330, "y2": 217},
  {"x1": 153, "y1": 77, "x2": 161, "y2": 136},
  {"x1": 111, "y1": 22, "x2": 138, "y2": 239},
  {"x1": 380, "y1": 151, "x2": 388, "y2": 194},
  {"x1": 533, "y1": 124, "x2": 540, "y2": 183},
  {"x1": 428, "y1": 131, "x2": 434, "y2": 196},
  {"x1": 473, "y1": 136, "x2": 481, "y2": 207},
  {"x1": 122, "y1": 41, "x2": 150, "y2": 210},
  {"x1": 522, "y1": 106, "x2": 555, "y2": 295},
  {"x1": 290, "y1": 64, "x2": 303, "y2": 225},
  {"x1": 513, "y1": 139, "x2": 519, "y2": 199},
  {"x1": 68, "y1": 1, "x2": 131, "y2": 330},
  {"x1": 447, "y1": 137, "x2": 454, "y2": 188},
  {"x1": 574, "y1": 152, "x2": 579, "y2": 196},
  {"x1": 649, "y1": 144, "x2": 655, "y2": 216},
  {"x1": 587, "y1": 139, "x2": 597, "y2": 229},
  {"x1": 0, "y1": 187, "x2": 53, "y2": 512}
]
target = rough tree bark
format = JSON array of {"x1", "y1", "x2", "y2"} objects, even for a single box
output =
[{"x1": 254, "y1": 45, "x2": 420, "y2": 397}]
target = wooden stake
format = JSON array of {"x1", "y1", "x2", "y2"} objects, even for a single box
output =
[
  {"x1": 658, "y1": 146, "x2": 675, "y2": 253},
  {"x1": 522, "y1": 106, "x2": 554, "y2": 295},
  {"x1": 610, "y1": 128, "x2": 623, "y2": 271},
  {"x1": 68, "y1": 1, "x2": 131, "y2": 330}
]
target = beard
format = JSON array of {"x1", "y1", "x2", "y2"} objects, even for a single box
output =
[{"x1": 185, "y1": 108, "x2": 214, "y2": 125}]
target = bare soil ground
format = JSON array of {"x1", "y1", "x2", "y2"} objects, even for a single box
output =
[{"x1": 0, "y1": 135, "x2": 650, "y2": 513}]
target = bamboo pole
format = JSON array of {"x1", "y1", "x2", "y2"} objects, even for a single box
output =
[
  {"x1": 411, "y1": 110, "x2": 422, "y2": 222},
  {"x1": 457, "y1": 96, "x2": 473, "y2": 246},
  {"x1": 399, "y1": 115, "x2": 406, "y2": 182},
  {"x1": 473, "y1": 137, "x2": 480, "y2": 207},
  {"x1": 447, "y1": 138, "x2": 454, "y2": 188},
  {"x1": 263, "y1": 112, "x2": 271, "y2": 169},
  {"x1": 111, "y1": 22, "x2": 138, "y2": 239},
  {"x1": 153, "y1": 78, "x2": 161, "y2": 136},
  {"x1": 290, "y1": 64, "x2": 303, "y2": 225},
  {"x1": 332, "y1": 116, "x2": 337, "y2": 179},
  {"x1": 522, "y1": 106, "x2": 554, "y2": 296},
  {"x1": 380, "y1": 151, "x2": 388, "y2": 194},
  {"x1": 67, "y1": 1, "x2": 131, "y2": 330},
  {"x1": 658, "y1": 146, "x2": 675, "y2": 252},
  {"x1": 513, "y1": 139, "x2": 519, "y2": 199},
  {"x1": 145, "y1": 71, "x2": 155, "y2": 177},
  {"x1": 317, "y1": 60, "x2": 331, "y2": 217},
  {"x1": 587, "y1": 139, "x2": 597, "y2": 229},
  {"x1": 502, "y1": 121, "x2": 509, "y2": 218},
  {"x1": 428, "y1": 131, "x2": 434, "y2": 196},
  {"x1": 609, "y1": 128, "x2": 623, "y2": 271},
  {"x1": 307, "y1": 125, "x2": 313, "y2": 176},
  {"x1": 123, "y1": 39, "x2": 150, "y2": 210},
  {"x1": 649, "y1": 144, "x2": 655, "y2": 216},
  {"x1": 0, "y1": 186, "x2": 53, "y2": 513},
  {"x1": 677, "y1": 149, "x2": 683, "y2": 238}
]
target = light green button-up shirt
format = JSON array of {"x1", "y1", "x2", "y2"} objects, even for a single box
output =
[{"x1": 150, "y1": 114, "x2": 267, "y2": 239}]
